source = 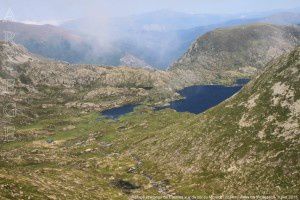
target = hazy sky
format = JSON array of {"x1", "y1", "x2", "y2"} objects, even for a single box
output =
[{"x1": 1, "y1": 0, "x2": 300, "y2": 24}]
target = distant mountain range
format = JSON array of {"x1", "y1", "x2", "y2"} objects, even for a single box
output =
[
  {"x1": 0, "y1": 21, "x2": 91, "y2": 63},
  {"x1": 60, "y1": 10, "x2": 300, "y2": 68},
  {"x1": 1, "y1": 10, "x2": 300, "y2": 69},
  {"x1": 261, "y1": 12, "x2": 300, "y2": 25}
]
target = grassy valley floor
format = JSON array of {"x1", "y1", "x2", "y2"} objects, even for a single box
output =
[{"x1": 0, "y1": 107, "x2": 197, "y2": 199}]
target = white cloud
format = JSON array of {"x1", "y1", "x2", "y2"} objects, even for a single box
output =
[{"x1": 20, "y1": 20, "x2": 61, "y2": 26}]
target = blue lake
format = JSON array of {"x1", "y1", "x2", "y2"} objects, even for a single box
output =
[
  {"x1": 101, "y1": 104, "x2": 137, "y2": 120},
  {"x1": 100, "y1": 79, "x2": 249, "y2": 119},
  {"x1": 155, "y1": 84, "x2": 243, "y2": 114}
]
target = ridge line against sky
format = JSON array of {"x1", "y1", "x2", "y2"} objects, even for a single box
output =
[{"x1": 0, "y1": 0, "x2": 300, "y2": 25}]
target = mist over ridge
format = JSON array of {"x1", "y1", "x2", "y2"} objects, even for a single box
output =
[{"x1": 1, "y1": 0, "x2": 300, "y2": 69}]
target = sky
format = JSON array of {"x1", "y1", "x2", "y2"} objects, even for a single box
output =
[{"x1": 1, "y1": 0, "x2": 300, "y2": 24}]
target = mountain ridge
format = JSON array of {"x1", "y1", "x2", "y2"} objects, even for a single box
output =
[
  {"x1": 171, "y1": 23, "x2": 300, "y2": 85},
  {"x1": 0, "y1": 20, "x2": 91, "y2": 64}
]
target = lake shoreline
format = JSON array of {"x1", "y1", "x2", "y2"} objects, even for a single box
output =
[{"x1": 100, "y1": 78, "x2": 249, "y2": 119}]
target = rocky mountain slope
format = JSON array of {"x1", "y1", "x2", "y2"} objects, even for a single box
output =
[
  {"x1": 171, "y1": 23, "x2": 300, "y2": 85},
  {"x1": 0, "y1": 41, "x2": 177, "y2": 126},
  {"x1": 123, "y1": 46, "x2": 300, "y2": 196},
  {"x1": 0, "y1": 46, "x2": 298, "y2": 198}
]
